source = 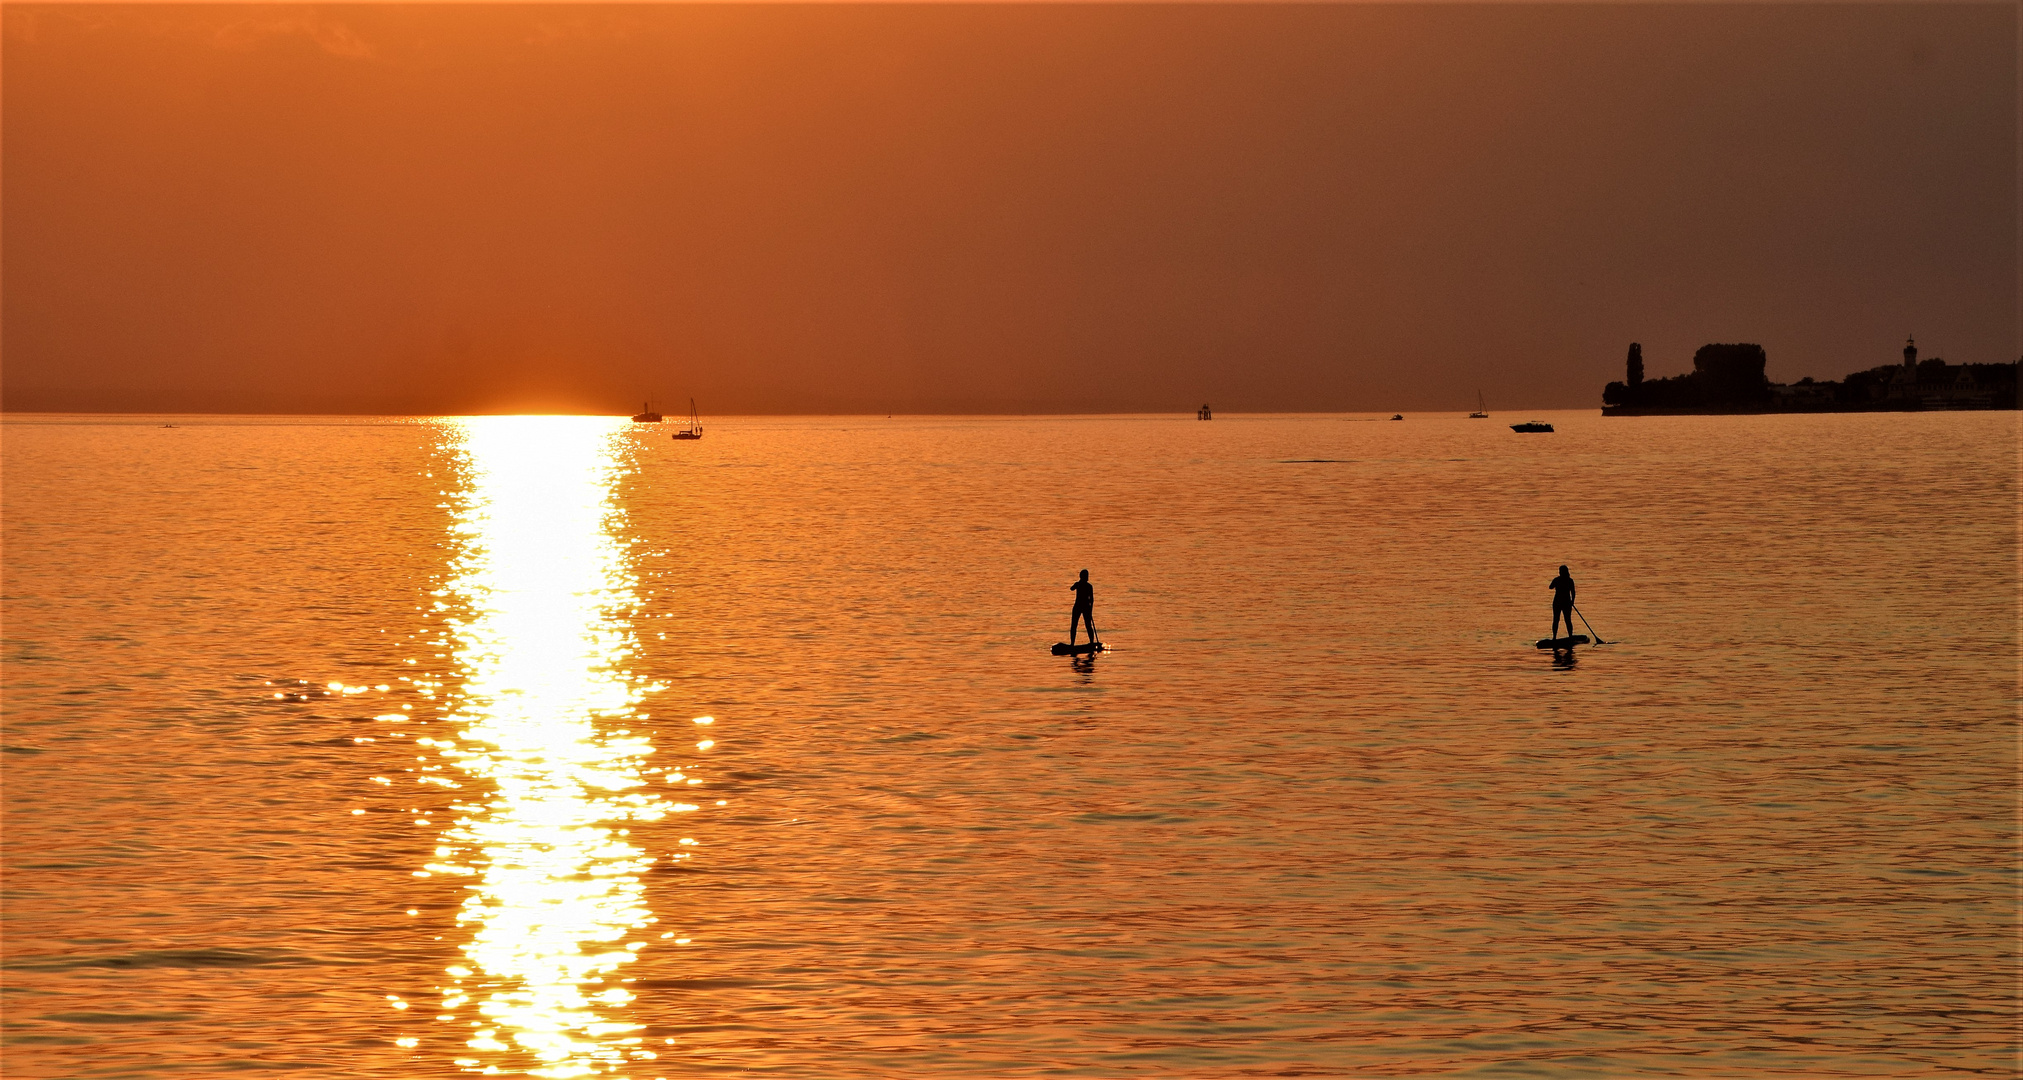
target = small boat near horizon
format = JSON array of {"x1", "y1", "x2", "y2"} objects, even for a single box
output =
[
  {"x1": 630, "y1": 401, "x2": 663, "y2": 423},
  {"x1": 1510, "y1": 421, "x2": 1554, "y2": 433},
  {"x1": 671, "y1": 399, "x2": 703, "y2": 440},
  {"x1": 1470, "y1": 390, "x2": 1488, "y2": 418}
]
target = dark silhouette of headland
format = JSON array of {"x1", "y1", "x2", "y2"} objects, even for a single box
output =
[{"x1": 1603, "y1": 339, "x2": 2018, "y2": 415}]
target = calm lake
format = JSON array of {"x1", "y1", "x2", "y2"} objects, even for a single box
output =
[{"x1": 2, "y1": 411, "x2": 2015, "y2": 1078}]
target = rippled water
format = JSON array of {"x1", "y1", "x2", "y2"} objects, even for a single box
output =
[{"x1": 3, "y1": 411, "x2": 2015, "y2": 1078}]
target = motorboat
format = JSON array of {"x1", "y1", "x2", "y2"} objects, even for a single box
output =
[{"x1": 1510, "y1": 421, "x2": 1554, "y2": 433}]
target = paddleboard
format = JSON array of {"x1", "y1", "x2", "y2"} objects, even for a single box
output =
[
  {"x1": 1535, "y1": 635, "x2": 1589, "y2": 649},
  {"x1": 1052, "y1": 642, "x2": 1105, "y2": 655}
]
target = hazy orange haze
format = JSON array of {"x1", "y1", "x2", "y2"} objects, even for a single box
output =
[{"x1": 2, "y1": 4, "x2": 2014, "y2": 414}]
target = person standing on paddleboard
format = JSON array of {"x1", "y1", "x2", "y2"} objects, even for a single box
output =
[
  {"x1": 1549, "y1": 565, "x2": 1577, "y2": 642},
  {"x1": 1068, "y1": 570, "x2": 1100, "y2": 647}
]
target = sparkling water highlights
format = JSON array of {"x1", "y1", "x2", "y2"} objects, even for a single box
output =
[
  {"x1": 430, "y1": 417, "x2": 670, "y2": 1077},
  {"x1": 0, "y1": 412, "x2": 2012, "y2": 1079}
]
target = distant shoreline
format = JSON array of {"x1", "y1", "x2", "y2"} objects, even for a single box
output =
[
  {"x1": 1603, "y1": 401, "x2": 2018, "y2": 416},
  {"x1": 1603, "y1": 341, "x2": 2018, "y2": 416}
]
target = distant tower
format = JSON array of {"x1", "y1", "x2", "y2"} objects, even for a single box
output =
[
  {"x1": 1904, "y1": 335, "x2": 1917, "y2": 368},
  {"x1": 1627, "y1": 342, "x2": 1644, "y2": 387}
]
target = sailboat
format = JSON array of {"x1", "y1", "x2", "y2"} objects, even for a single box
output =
[
  {"x1": 630, "y1": 401, "x2": 663, "y2": 423},
  {"x1": 1469, "y1": 390, "x2": 1488, "y2": 419},
  {"x1": 671, "y1": 399, "x2": 703, "y2": 440}
]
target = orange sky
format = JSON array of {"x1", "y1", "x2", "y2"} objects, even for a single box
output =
[{"x1": 2, "y1": 4, "x2": 2013, "y2": 415}]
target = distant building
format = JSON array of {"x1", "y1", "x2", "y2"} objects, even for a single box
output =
[
  {"x1": 1769, "y1": 378, "x2": 1836, "y2": 407},
  {"x1": 1197, "y1": 404, "x2": 1212, "y2": 420},
  {"x1": 1607, "y1": 336, "x2": 2016, "y2": 414},
  {"x1": 1848, "y1": 337, "x2": 2005, "y2": 409},
  {"x1": 1883, "y1": 361, "x2": 1999, "y2": 409}
]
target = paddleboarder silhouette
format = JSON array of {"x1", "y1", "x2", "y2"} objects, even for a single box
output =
[
  {"x1": 1549, "y1": 565, "x2": 1577, "y2": 643},
  {"x1": 1068, "y1": 570, "x2": 1099, "y2": 647}
]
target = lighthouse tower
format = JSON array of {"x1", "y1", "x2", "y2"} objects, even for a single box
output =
[{"x1": 1903, "y1": 335, "x2": 1918, "y2": 369}]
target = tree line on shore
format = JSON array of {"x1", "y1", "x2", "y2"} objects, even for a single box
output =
[{"x1": 1602, "y1": 342, "x2": 2018, "y2": 413}]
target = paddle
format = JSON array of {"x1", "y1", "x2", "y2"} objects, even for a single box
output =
[{"x1": 1573, "y1": 606, "x2": 1606, "y2": 645}]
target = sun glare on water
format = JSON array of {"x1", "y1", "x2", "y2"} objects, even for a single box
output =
[{"x1": 425, "y1": 416, "x2": 670, "y2": 1078}]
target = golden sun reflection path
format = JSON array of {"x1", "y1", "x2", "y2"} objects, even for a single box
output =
[{"x1": 421, "y1": 417, "x2": 678, "y2": 1079}]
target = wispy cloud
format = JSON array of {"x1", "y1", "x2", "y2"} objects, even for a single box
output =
[
  {"x1": 207, "y1": 13, "x2": 375, "y2": 60},
  {"x1": 2, "y1": 7, "x2": 374, "y2": 61}
]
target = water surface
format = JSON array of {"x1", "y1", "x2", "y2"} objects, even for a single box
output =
[{"x1": 3, "y1": 411, "x2": 2015, "y2": 1077}]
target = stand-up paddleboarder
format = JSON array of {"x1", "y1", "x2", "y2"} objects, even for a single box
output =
[
  {"x1": 1069, "y1": 570, "x2": 1100, "y2": 647},
  {"x1": 1549, "y1": 565, "x2": 1577, "y2": 643}
]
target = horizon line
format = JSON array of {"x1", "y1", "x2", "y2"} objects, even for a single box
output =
[{"x1": 0, "y1": 408, "x2": 1601, "y2": 419}]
